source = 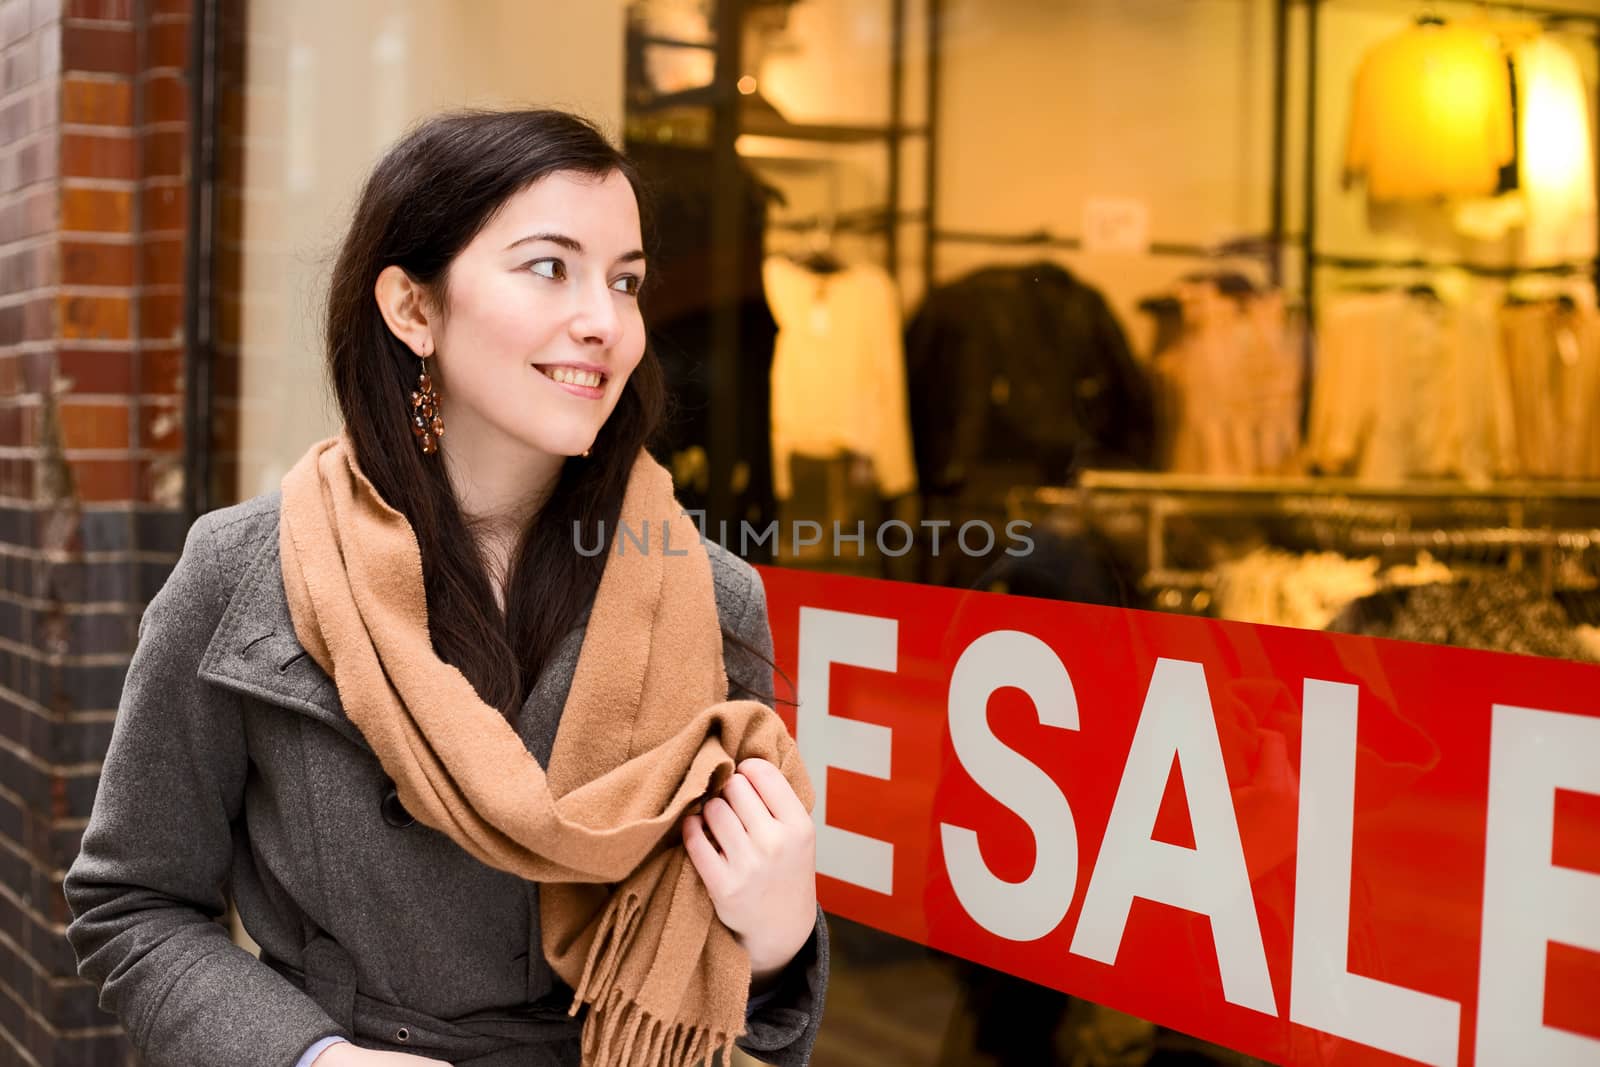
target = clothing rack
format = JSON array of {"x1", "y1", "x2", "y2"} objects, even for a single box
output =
[
  {"x1": 1348, "y1": 526, "x2": 1600, "y2": 597},
  {"x1": 1347, "y1": 527, "x2": 1600, "y2": 551},
  {"x1": 1140, "y1": 527, "x2": 1600, "y2": 608},
  {"x1": 929, "y1": 228, "x2": 1280, "y2": 262},
  {"x1": 1008, "y1": 471, "x2": 1600, "y2": 596},
  {"x1": 1314, "y1": 253, "x2": 1597, "y2": 280},
  {"x1": 768, "y1": 207, "x2": 929, "y2": 234}
]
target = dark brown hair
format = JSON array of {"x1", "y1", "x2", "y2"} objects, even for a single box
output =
[{"x1": 324, "y1": 107, "x2": 776, "y2": 722}]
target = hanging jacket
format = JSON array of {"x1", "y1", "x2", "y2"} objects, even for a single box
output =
[{"x1": 904, "y1": 261, "x2": 1156, "y2": 495}]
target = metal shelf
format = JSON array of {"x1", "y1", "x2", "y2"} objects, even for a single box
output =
[{"x1": 1070, "y1": 471, "x2": 1600, "y2": 502}]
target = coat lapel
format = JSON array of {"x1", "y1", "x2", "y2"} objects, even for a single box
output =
[
  {"x1": 196, "y1": 517, "x2": 590, "y2": 767},
  {"x1": 198, "y1": 527, "x2": 373, "y2": 753}
]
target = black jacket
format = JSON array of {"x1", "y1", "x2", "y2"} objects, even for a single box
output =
[{"x1": 905, "y1": 262, "x2": 1156, "y2": 494}]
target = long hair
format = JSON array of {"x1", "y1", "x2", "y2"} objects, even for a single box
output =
[{"x1": 324, "y1": 107, "x2": 778, "y2": 723}]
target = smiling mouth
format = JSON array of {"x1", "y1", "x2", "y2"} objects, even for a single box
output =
[{"x1": 536, "y1": 365, "x2": 607, "y2": 389}]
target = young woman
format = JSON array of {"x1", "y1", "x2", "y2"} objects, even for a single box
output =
[{"x1": 63, "y1": 109, "x2": 827, "y2": 1067}]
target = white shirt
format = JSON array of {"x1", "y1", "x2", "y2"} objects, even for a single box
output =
[{"x1": 764, "y1": 257, "x2": 918, "y2": 500}]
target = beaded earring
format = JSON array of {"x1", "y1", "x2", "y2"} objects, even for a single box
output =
[{"x1": 410, "y1": 354, "x2": 444, "y2": 455}]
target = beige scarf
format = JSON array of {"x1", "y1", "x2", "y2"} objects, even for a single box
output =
[{"x1": 279, "y1": 431, "x2": 813, "y2": 1067}]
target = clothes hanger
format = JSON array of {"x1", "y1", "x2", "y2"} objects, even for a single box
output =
[{"x1": 792, "y1": 212, "x2": 844, "y2": 275}]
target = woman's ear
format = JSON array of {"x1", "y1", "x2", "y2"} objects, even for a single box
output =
[{"x1": 374, "y1": 264, "x2": 436, "y2": 357}]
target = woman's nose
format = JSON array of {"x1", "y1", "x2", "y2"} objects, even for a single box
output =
[{"x1": 570, "y1": 278, "x2": 621, "y2": 346}]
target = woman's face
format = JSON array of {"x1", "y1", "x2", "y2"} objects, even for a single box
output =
[{"x1": 426, "y1": 168, "x2": 647, "y2": 462}]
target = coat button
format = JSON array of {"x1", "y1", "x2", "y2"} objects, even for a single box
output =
[{"x1": 381, "y1": 784, "x2": 415, "y2": 828}]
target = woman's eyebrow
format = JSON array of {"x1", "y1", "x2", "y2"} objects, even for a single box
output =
[
  {"x1": 505, "y1": 232, "x2": 646, "y2": 267},
  {"x1": 505, "y1": 231, "x2": 581, "y2": 253}
]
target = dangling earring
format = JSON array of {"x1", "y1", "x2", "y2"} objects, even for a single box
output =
[{"x1": 410, "y1": 353, "x2": 443, "y2": 455}]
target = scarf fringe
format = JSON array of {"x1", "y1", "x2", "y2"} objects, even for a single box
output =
[
  {"x1": 580, "y1": 986, "x2": 737, "y2": 1067},
  {"x1": 566, "y1": 886, "x2": 739, "y2": 1067}
]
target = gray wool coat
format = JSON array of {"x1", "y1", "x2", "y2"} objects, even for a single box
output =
[{"x1": 62, "y1": 489, "x2": 828, "y2": 1067}]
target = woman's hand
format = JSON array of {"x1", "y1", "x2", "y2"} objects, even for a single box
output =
[
  {"x1": 313, "y1": 1042, "x2": 452, "y2": 1065},
  {"x1": 682, "y1": 757, "x2": 817, "y2": 988}
]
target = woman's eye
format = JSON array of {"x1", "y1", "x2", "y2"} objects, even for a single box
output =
[
  {"x1": 611, "y1": 275, "x2": 642, "y2": 296},
  {"x1": 528, "y1": 259, "x2": 566, "y2": 280}
]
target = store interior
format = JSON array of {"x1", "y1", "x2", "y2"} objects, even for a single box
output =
[{"x1": 620, "y1": 0, "x2": 1600, "y2": 1063}]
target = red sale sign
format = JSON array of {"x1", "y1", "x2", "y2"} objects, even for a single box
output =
[{"x1": 755, "y1": 566, "x2": 1600, "y2": 1067}]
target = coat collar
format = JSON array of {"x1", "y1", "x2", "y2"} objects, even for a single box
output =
[
  {"x1": 195, "y1": 519, "x2": 592, "y2": 761},
  {"x1": 197, "y1": 524, "x2": 373, "y2": 752}
]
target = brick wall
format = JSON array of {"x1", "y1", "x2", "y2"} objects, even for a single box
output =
[{"x1": 0, "y1": 0, "x2": 194, "y2": 1063}]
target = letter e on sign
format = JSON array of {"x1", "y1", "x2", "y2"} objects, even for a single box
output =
[{"x1": 941, "y1": 630, "x2": 1080, "y2": 942}]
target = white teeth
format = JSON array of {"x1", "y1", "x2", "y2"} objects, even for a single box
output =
[{"x1": 542, "y1": 366, "x2": 602, "y2": 388}]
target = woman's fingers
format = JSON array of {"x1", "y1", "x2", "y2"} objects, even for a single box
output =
[
  {"x1": 700, "y1": 796, "x2": 755, "y2": 869},
  {"x1": 720, "y1": 772, "x2": 780, "y2": 848},
  {"x1": 737, "y1": 757, "x2": 812, "y2": 829},
  {"x1": 682, "y1": 813, "x2": 729, "y2": 894}
]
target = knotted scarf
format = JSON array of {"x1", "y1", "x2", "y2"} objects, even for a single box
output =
[{"x1": 278, "y1": 430, "x2": 813, "y2": 1067}]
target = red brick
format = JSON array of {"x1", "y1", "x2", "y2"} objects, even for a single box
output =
[
  {"x1": 0, "y1": 405, "x2": 22, "y2": 447},
  {"x1": 151, "y1": 0, "x2": 190, "y2": 15},
  {"x1": 61, "y1": 131, "x2": 135, "y2": 179},
  {"x1": 61, "y1": 23, "x2": 134, "y2": 75},
  {"x1": 58, "y1": 401, "x2": 130, "y2": 449},
  {"x1": 57, "y1": 293, "x2": 130, "y2": 340},
  {"x1": 69, "y1": 457, "x2": 137, "y2": 501},
  {"x1": 138, "y1": 291, "x2": 181, "y2": 342},
  {"x1": 30, "y1": 238, "x2": 62, "y2": 284},
  {"x1": 23, "y1": 296, "x2": 54, "y2": 340},
  {"x1": 0, "y1": 303, "x2": 24, "y2": 346},
  {"x1": 145, "y1": 18, "x2": 185, "y2": 68},
  {"x1": 139, "y1": 235, "x2": 183, "y2": 286},
  {"x1": 62, "y1": 77, "x2": 131, "y2": 124},
  {"x1": 0, "y1": 355, "x2": 20, "y2": 396},
  {"x1": 61, "y1": 186, "x2": 131, "y2": 232},
  {"x1": 139, "y1": 343, "x2": 181, "y2": 394},
  {"x1": 58, "y1": 348, "x2": 133, "y2": 394},
  {"x1": 60, "y1": 240, "x2": 133, "y2": 286},
  {"x1": 16, "y1": 403, "x2": 39, "y2": 445},
  {"x1": 139, "y1": 126, "x2": 186, "y2": 178},
  {"x1": 142, "y1": 454, "x2": 181, "y2": 504},
  {"x1": 3, "y1": 456, "x2": 36, "y2": 497},
  {"x1": 140, "y1": 182, "x2": 183, "y2": 231},
  {"x1": 141, "y1": 70, "x2": 186, "y2": 123},
  {"x1": 138, "y1": 400, "x2": 181, "y2": 450},
  {"x1": 66, "y1": 0, "x2": 133, "y2": 17},
  {"x1": 19, "y1": 348, "x2": 51, "y2": 391}
]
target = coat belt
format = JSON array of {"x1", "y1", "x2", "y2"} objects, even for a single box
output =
[{"x1": 263, "y1": 933, "x2": 581, "y2": 1065}]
